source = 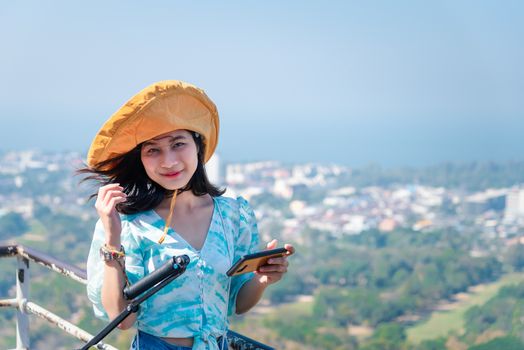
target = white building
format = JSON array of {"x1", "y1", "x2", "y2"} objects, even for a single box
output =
[
  {"x1": 505, "y1": 187, "x2": 524, "y2": 219},
  {"x1": 205, "y1": 153, "x2": 221, "y2": 185}
]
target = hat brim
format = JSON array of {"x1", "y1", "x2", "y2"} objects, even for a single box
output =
[{"x1": 87, "y1": 80, "x2": 219, "y2": 168}]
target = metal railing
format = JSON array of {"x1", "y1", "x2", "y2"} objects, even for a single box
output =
[{"x1": 0, "y1": 244, "x2": 274, "y2": 350}]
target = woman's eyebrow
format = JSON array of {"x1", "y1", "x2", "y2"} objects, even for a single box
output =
[{"x1": 143, "y1": 135, "x2": 187, "y2": 146}]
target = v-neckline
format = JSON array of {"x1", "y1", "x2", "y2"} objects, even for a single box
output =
[{"x1": 150, "y1": 197, "x2": 217, "y2": 253}]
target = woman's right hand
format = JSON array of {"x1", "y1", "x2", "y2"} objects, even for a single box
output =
[{"x1": 95, "y1": 183, "x2": 127, "y2": 243}]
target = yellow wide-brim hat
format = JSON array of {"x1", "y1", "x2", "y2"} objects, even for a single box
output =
[{"x1": 87, "y1": 80, "x2": 219, "y2": 168}]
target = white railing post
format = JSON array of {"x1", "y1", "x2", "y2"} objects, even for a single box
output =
[{"x1": 16, "y1": 256, "x2": 30, "y2": 350}]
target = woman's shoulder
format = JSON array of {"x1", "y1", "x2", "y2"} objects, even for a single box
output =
[
  {"x1": 214, "y1": 195, "x2": 258, "y2": 227},
  {"x1": 214, "y1": 195, "x2": 251, "y2": 211}
]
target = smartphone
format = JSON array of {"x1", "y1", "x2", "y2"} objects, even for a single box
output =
[{"x1": 226, "y1": 247, "x2": 288, "y2": 277}]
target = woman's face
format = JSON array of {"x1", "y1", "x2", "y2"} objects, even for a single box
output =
[{"x1": 140, "y1": 129, "x2": 199, "y2": 190}]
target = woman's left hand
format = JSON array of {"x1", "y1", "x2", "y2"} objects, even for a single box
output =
[{"x1": 255, "y1": 239, "x2": 295, "y2": 285}]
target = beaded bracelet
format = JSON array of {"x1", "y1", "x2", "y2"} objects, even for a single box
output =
[
  {"x1": 100, "y1": 244, "x2": 130, "y2": 287},
  {"x1": 99, "y1": 244, "x2": 125, "y2": 261}
]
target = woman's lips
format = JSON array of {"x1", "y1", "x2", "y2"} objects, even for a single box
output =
[{"x1": 161, "y1": 171, "x2": 182, "y2": 178}]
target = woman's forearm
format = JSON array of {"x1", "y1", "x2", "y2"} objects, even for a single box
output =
[
  {"x1": 101, "y1": 259, "x2": 136, "y2": 329},
  {"x1": 235, "y1": 242, "x2": 295, "y2": 314},
  {"x1": 235, "y1": 277, "x2": 268, "y2": 314}
]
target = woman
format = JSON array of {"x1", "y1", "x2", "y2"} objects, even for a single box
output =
[{"x1": 83, "y1": 80, "x2": 294, "y2": 350}]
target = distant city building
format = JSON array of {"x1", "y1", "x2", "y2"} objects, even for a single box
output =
[
  {"x1": 289, "y1": 200, "x2": 307, "y2": 216},
  {"x1": 463, "y1": 189, "x2": 507, "y2": 216},
  {"x1": 379, "y1": 218, "x2": 397, "y2": 232},
  {"x1": 412, "y1": 219, "x2": 433, "y2": 231},
  {"x1": 273, "y1": 179, "x2": 293, "y2": 199},
  {"x1": 342, "y1": 215, "x2": 366, "y2": 234},
  {"x1": 1, "y1": 150, "x2": 524, "y2": 241},
  {"x1": 505, "y1": 187, "x2": 524, "y2": 219},
  {"x1": 205, "y1": 153, "x2": 221, "y2": 185},
  {"x1": 225, "y1": 164, "x2": 246, "y2": 185},
  {"x1": 0, "y1": 198, "x2": 34, "y2": 219}
]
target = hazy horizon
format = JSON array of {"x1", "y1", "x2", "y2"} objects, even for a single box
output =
[{"x1": 1, "y1": 1, "x2": 522, "y2": 167}]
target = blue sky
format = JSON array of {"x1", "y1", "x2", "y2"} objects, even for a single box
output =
[{"x1": 0, "y1": 1, "x2": 522, "y2": 166}]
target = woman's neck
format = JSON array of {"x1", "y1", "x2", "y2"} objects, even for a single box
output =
[{"x1": 157, "y1": 190, "x2": 209, "y2": 213}]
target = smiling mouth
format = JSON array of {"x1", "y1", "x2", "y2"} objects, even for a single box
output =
[{"x1": 161, "y1": 171, "x2": 182, "y2": 178}]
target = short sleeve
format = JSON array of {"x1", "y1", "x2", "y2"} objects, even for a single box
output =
[
  {"x1": 228, "y1": 197, "x2": 260, "y2": 315},
  {"x1": 86, "y1": 219, "x2": 145, "y2": 320}
]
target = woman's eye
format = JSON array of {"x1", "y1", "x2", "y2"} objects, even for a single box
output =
[
  {"x1": 172, "y1": 142, "x2": 185, "y2": 148},
  {"x1": 146, "y1": 148, "x2": 159, "y2": 155}
]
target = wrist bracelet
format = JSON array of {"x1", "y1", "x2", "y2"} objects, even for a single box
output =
[
  {"x1": 99, "y1": 244, "x2": 125, "y2": 262},
  {"x1": 99, "y1": 244, "x2": 130, "y2": 287}
]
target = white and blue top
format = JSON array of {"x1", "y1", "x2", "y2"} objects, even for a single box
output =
[{"x1": 86, "y1": 196, "x2": 260, "y2": 350}]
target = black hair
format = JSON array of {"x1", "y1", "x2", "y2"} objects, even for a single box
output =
[{"x1": 78, "y1": 131, "x2": 225, "y2": 214}]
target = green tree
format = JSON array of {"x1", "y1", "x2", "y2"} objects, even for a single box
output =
[
  {"x1": 264, "y1": 268, "x2": 307, "y2": 303},
  {"x1": 505, "y1": 244, "x2": 524, "y2": 272},
  {"x1": 360, "y1": 323, "x2": 407, "y2": 350},
  {"x1": 0, "y1": 212, "x2": 29, "y2": 239}
]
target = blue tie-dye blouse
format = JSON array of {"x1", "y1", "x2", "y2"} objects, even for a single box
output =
[{"x1": 86, "y1": 196, "x2": 260, "y2": 350}]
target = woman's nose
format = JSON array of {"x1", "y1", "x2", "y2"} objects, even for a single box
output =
[{"x1": 160, "y1": 151, "x2": 179, "y2": 168}]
